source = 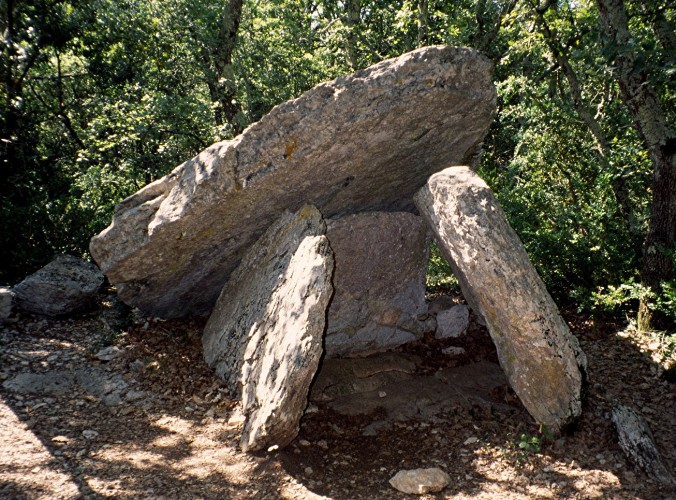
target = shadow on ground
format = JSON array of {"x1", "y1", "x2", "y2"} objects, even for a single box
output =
[{"x1": 1, "y1": 294, "x2": 674, "y2": 499}]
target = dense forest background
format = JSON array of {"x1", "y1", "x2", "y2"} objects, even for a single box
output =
[{"x1": 1, "y1": 0, "x2": 674, "y2": 331}]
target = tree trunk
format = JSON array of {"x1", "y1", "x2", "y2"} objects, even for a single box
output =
[
  {"x1": 596, "y1": 0, "x2": 676, "y2": 331},
  {"x1": 532, "y1": 4, "x2": 638, "y2": 244},
  {"x1": 344, "y1": 0, "x2": 361, "y2": 69},
  {"x1": 417, "y1": 0, "x2": 428, "y2": 47},
  {"x1": 200, "y1": 0, "x2": 245, "y2": 134}
]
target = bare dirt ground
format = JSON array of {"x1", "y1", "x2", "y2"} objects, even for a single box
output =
[{"x1": 1, "y1": 293, "x2": 675, "y2": 499}]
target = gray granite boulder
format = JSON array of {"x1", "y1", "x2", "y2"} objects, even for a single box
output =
[
  {"x1": 202, "y1": 206, "x2": 334, "y2": 452},
  {"x1": 415, "y1": 166, "x2": 587, "y2": 433},
  {"x1": 435, "y1": 304, "x2": 470, "y2": 339},
  {"x1": 13, "y1": 255, "x2": 104, "y2": 317},
  {"x1": 325, "y1": 212, "x2": 430, "y2": 357},
  {"x1": 90, "y1": 45, "x2": 496, "y2": 318}
]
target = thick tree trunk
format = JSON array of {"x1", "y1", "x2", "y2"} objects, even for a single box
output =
[{"x1": 596, "y1": 0, "x2": 676, "y2": 331}]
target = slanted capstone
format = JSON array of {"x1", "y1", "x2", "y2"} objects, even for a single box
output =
[
  {"x1": 13, "y1": 255, "x2": 104, "y2": 317},
  {"x1": 90, "y1": 45, "x2": 496, "y2": 317},
  {"x1": 202, "y1": 206, "x2": 334, "y2": 452},
  {"x1": 325, "y1": 212, "x2": 430, "y2": 357},
  {"x1": 414, "y1": 166, "x2": 587, "y2": 433}
]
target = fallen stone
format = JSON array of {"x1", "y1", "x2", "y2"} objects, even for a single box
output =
[
  {"x1": 2, "y1": 372, "x2": 75, "y2": 395},
  {"x1": 0, "y1": 287, "x2": 13, "y2": 321},
  {"x1": 90, "y1": 46, "x2": 496, "y2": 318},
  {"x1": 325, "y1": 212, "x2": 430, "y2": 356},
  {"x1": 12, "y1": 255, "x2": 104, "y2": 317},
  {"x1": 611, "y1": 404, "x2": 676, "y2": 486},
  {"x1": 435, "y1": 304, "x2": 469, "y2": 339},
  {"x1": 415, "y1": 166, "x2": 587, "y2": 433},
  {"x1": 202, "y1": 206, "x2": 334, "y2": 452},
  {"x1": 389, "y1": 467, "x2": 451, "y2": 494}
]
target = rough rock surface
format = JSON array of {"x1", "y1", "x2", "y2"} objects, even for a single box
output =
[
  {"x1": 435, "y1": 304, "x2": 470, "y2": 339},
  {"x1": 90, "y1": 45, "x2": 496, "y2": 317},
  {"x1": 414, "y1": 166, "x2": 587, "y2": 433},
  {"x1": 12, "y1": 255, "x2": 104, "y2": 317},
  {"x1": 611, "y1": 404, "x2": 676, "y2": 485},
  {"x1": 0, "y1": 287, "x2": 13, "y2": 320},
  {"x1": 389, "y1": 468, "x2": 451, "y2": 494},
  {"x1": 325, "y1": 212, "x2": 430, "y2": 357},
  {"x1": 202, "y1": 206, "x2": 334, "y2": 452}
]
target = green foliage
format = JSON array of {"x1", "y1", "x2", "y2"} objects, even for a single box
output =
[
  {"x1": 426, "y1": 242, "x2": 460, "y2": 293},
  {"x1": 516, "y1": 433, "x2": 542, "y2": 454},
  {"x1": 592, "y1": 279, "x2": 676, "y2": 324},
  {"x1": 1, "y1": 0, "x2": 672, "y2": 333}
]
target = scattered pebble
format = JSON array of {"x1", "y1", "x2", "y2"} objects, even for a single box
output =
[{"x1": 82, "y1": 430, "x2": 99, "y2": 440}]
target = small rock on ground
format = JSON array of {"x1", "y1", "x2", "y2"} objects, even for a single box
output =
[{"x1": 389, "y1": 467, "x2": 451, "y2": 494}]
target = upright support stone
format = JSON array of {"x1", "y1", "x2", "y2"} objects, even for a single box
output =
[
  {"x1": 414, "y1": 166, "x2": 587, "y2": 433},
  {"x1": 325, "y1": 212, "x2": 430, "y2": 357},
  {"x1": 202, "y1": 206, "x2": 334, "y2": 452}
]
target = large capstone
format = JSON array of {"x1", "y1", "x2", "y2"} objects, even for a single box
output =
[
  {"x1": 90, "y1": 45, "x2": 496, "y2": 317},
  {"x1": 202, "y1": 206, "x2": 334, "y2": 452},
  {"x1": 414, "y1": 166, "x2": 587, "y2": 433},
  {"x1": 325, "y1": 211, "x2": 430, "y2": 357},
  {"x1": 13, "y1": 255, "x2": 104, "y2": 317}
]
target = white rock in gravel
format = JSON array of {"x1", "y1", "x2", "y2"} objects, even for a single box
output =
[
  {"x1": 389, "y1": 467, "x2": 451, "y2": 494},
  {"x1": 435, "y1": 304, "x2": 469, "y2": 339},
  {"x1": 82, "y1": 430, "x2": 99, "y2": 440},
  {"x1": 442, "y1": 346, "x2": 466, "y2": 357}
]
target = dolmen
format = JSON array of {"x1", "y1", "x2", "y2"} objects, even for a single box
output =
[{"x1": 90, "y1": 46, "x2": 587, "y2": 452}]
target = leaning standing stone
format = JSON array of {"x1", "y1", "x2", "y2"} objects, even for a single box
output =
[
  {"x1": 12, "y1": 255, "x2": 104, "y2": 317},
  {"x1": 202, "y1": 206, "x2": 334, "y2": 452},
  {"x1": 414, "y1": 166, "x2": 587, "y2": 433}
]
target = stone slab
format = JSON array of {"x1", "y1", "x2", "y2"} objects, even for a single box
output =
[
  {"x1": 202, "y1": 206, "x2": 334, "y2": 452},
  {"x1": 90, "y1": 46, "x2": 496, "y2": 317},
  {"x1": 414, "y1": 166, "x2": 587, "y2": 433},
  {"x1": 325, "y1": 212, "x2": 430, "y2": 356}
]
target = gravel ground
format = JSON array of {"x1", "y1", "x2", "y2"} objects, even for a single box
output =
[{"x1": 1, "y1": 295, "x2": 674, "y2": 499}]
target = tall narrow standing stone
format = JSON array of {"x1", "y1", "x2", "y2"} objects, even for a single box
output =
[{"x1": 414, "y1": 166, "x2": 587, "y2": 433}]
